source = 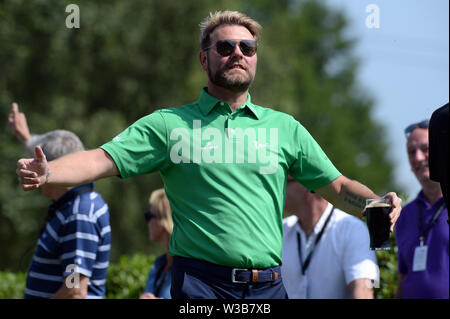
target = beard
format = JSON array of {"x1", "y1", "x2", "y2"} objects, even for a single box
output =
[{"x1": 207, "y1": 56, "x2": 254, "y2": 93}]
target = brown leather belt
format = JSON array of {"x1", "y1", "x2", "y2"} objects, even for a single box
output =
[{"x1": 173, "y1": 256, "x2": 281, "y2": 284}]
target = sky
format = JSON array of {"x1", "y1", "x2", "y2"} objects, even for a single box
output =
[{"x1": 325, "y1": 0, "x2": 449, "y2": 201}]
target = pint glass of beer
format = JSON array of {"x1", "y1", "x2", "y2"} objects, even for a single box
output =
[{"x1": 365, "y1": 198, "x2": 392, "y2": 250}]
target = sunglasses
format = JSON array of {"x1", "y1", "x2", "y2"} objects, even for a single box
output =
[
  {"x1": 144, "y1": 210, "x2": 159, "y2": 222},
  {"x1": 204, "y1": 39, "x2": 258, "y2": 57},
  {"x1": 404, "y1": 119, "x2": 429, "y2": 137}
]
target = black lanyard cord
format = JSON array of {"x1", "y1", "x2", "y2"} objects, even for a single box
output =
[
  {"x1": 296, "y1": 207, "x2": 335, "y2": 275},
  {"x1": 418, "y1": 202, "x2": 446, "y2": 245}
]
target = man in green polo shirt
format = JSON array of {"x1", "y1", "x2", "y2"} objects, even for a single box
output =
[{"x1": 17, "y1": 11, "x2": 402, "y2": 299}]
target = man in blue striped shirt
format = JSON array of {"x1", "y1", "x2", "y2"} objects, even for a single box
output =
[{"x1": 9, "y1": 103, "x2": 111, "y2": 299}]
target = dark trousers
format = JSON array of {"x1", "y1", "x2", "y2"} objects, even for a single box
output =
[{"x1": 170, "y1": 256, "x2": 288, "y2": 299}]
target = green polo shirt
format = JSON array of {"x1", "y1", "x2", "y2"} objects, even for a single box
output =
[{"x1": 101, "y1": 88, "x2": 341, "y2": 268}]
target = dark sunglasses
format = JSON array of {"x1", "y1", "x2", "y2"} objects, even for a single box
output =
[
  {"x1": 404, "y1": 119, "x2": 429, "y2": 137},
  {"x1": 204, "y1": 39, "x2": 258, "y2": 57},
  {"x1": 144, "y1": 210, "x2": 159, "y2": 222}
]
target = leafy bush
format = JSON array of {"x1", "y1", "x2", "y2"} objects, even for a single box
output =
[
  {"x1": 0, "y1": 251, "x2": 398, "y2": 299},
  {"x1": 374, "y1": 234, "x2": 399, "y2": 299},
  {"x1": 0, "y1": 271, "x2": 26, "y2": 299},
  {"x1": 0, "y1": 253, "x2": 155, "y2": 299},
  {"x1": 105, "y1": 253, "x2": 156, "y2": 299}
]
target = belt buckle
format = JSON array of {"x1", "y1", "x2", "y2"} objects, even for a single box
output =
[{"x1": 231, "y1": 268, "x2": 248, "y2": 284}]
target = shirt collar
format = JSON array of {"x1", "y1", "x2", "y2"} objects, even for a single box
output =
[
  {"x1": 417, "y1": 191, "x2": 428, "y2": 206},
  {"x1": 312, "y1": 203, "x2": 334, "y2": 235},
  {"x1": 417, "y1": 190, "x2": 445, "y2": 209},
  {"x1": 197, "y1": 87, "x2": 260, "y2": 119},
  {"x1": 50, "y1": 183, "x2": 94, "y2": 209},
  {"x1": 295, "y1": 203, "x2": 334, "y2": 237}
]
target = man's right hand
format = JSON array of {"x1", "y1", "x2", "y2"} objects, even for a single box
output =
[
  {"x1": 16, "y1": 146, "x2": 48, "y2": 191},
  {"x1": 139, "y1": 292, "x2": 163, "y2": 299},
  {"x1": 8, "y1": 102, "x2": 31, "y2": 144}
]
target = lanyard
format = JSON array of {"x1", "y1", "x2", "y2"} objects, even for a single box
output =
[
  {"x1": 418, "y1": 202, "x2": 446, "y2": 246},
  {"x1": 296, "y1": 207, "x2": 335, "y2": 275}
]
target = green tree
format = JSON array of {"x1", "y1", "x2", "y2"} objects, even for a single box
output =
[
  {"x1": 0, "y1": 0, "x2": 403, "y2": 278},
  {"x1": 249, "y1": 0, "x2": 398, "y2": 194}
]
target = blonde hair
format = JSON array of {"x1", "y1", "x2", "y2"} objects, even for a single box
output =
[
  {"x1": 199, "y1": 10, "x2": 262, "y2": 50},
  {"x1": 149, "y1": 188, "x2": 173, "y2": 235}
]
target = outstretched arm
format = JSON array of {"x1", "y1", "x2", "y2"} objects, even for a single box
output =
[
  {"x1": 17, "y1": 146, "x2": 119, "y2": 190},
  {"x1": 315, "y1": 175, "x2": 402, "y2": 232}
]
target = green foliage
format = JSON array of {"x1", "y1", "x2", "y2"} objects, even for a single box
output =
[
  {"x1": 106, "y1": 253, "x2": 155, "y2": 299},
  {"x1": 0, "y1": 271, "x2": 26, "y2": 299},
  {"x1": 374, "y1": 234, "x2": 399, "y2": 299},
  {"x1": 0, "y1": 251, "x2": 400, "y2": 299},
  {"x1": 0, "y1": 0, "x2": 404, "y2": 274},
  {"x1": 252, "y1": 0, "x2": 397, "y2": 195},
  {"x1": 0, "y1": 253, "x2": 156, "y2": 299}
]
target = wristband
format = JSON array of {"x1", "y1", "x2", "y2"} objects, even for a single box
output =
[{"x1": 44, "y1": 168, "x2": 50, "y2": 184}]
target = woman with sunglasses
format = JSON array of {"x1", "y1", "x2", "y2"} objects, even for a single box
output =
[{"x1": 140, "y1": 188, "x2": 173, "y2": 299}]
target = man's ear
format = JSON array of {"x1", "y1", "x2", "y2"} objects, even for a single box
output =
[{"x1": 199, "y1": 51, "x2": 208, "y2": 71}]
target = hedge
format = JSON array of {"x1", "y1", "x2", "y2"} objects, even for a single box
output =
[
  {"x1": 373, "y1": 234, "x2": 399, "y2": 299},
  {"x1": 0, "y1": 253, "x2": 155, "y2": 299},
  {"x1": 105, "y1": 253, "x2": 155, "y2": 299},
  {"x1": 0, "y1": 250, "x2": 398, "y2": 299},
  {"x1": 0, "y1": 271, "x2": 27, "y2": 299}
]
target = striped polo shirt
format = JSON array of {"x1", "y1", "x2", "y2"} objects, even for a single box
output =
[{"x1": 25, "y1": 183, "x2": 111, "y2": 299}]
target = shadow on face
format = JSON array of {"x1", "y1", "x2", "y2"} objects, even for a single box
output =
[{"x1": 285, "y1": 177, "x2": 314, "y2": 212}]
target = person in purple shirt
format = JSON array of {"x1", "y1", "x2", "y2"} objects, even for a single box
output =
[{"x1": 395, "y1": 120, "x2": 448, "y2": 299}]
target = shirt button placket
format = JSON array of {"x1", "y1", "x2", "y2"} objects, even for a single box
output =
[{"x1": 226, "y1": 113, "x2": 235, "y2": 138}]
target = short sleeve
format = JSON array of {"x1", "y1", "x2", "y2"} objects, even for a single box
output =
[
  {"x1": 101, "y1": 110, "x2": 169, "y2": 178},
  {"x1": 341, "y1": 218, "x2": 379, "y2": 285},
  {"x1": 288, "y1": 119, "x2": 341, "y2": 190},
  {"x1": 60, "y1": 217, "x2": 100, "y2": 278}
]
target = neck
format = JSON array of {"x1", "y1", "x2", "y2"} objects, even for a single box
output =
[
  {"x1": 206, "y1": 84, "x2": 249, "y2": 111},
  {"x1": 421, "y1": 180, "x2": 443, "y2": 205},
  {"x1": 295, "y1": 199, "x2": 329, "y2": 238},
  {"x1": 45, "y1": 186, "x2": 73, "y2": 201}
]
